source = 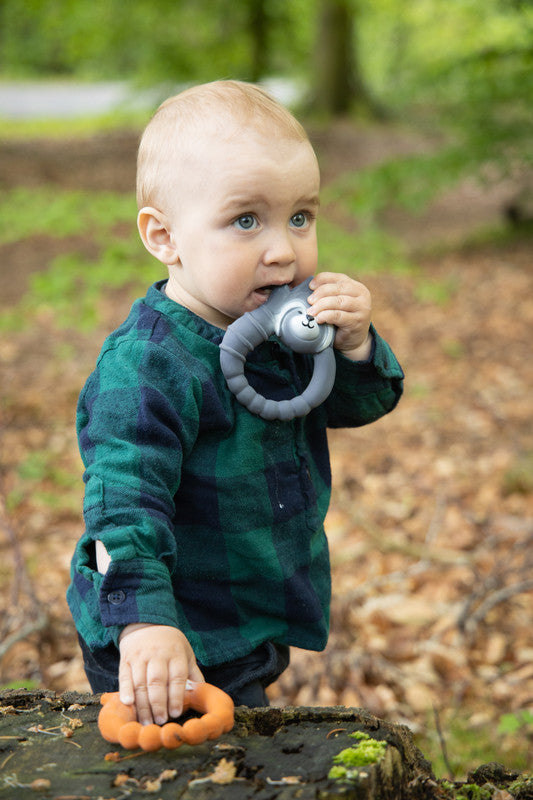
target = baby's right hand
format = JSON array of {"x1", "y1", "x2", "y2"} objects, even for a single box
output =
[{"x1": 118, "y1": 623, "x2": 204, "y2": 725}]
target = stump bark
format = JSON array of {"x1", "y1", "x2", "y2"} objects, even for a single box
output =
[{"x1": 0, "y1": 689, "x2": 526, "y2": 800}]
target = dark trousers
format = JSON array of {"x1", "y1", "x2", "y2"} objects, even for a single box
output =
[{"x1": 78, "y1": 634, "x2": 289, "y2": 708}]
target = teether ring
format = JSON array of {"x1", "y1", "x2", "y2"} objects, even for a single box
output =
[
  {"x1": 98, "y1": 680, "x2": 234, "y2": 751},
  {"x1": 220, "y1": 277, "x2": 336, "y2": 420}
]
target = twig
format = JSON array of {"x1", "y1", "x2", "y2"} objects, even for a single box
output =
[
  {"x1": 460, "y1": 578, "x2": 533, "y2": 636},
  {"x1": 433, "y1": 706, "x2": 454, "y2": 781},
  {"x1": 341, "y1": 498, "x2": 472, "y2": 568},
  {"x1": 0, "y1": 615, "x2": 49, "y2": 661},
  {"x1": 0, "y1": 492, "x2": 49, "y2": 660}
]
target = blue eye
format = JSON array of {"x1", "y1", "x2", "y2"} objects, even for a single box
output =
[
  {"x1": 290, "y1": 212, "x2": 309, "y2": 228},
  {"x1": 234, "y1": 214, "x2": 258, "y2": 230}
]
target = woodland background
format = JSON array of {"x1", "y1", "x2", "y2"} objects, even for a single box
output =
[{"x1": 0, "y1": 0, "x2": 532, "y2": 782}]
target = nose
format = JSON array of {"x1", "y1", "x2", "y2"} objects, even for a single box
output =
[{"x1": 262, "y1": 229, "x2": 296, "y2": 267}]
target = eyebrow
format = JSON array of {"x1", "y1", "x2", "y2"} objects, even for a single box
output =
[
  {"x1": 300, "y1": 194, "x2": 321, "y2": 208},
  {"x1": 221, "y1": 193, "x2": 320, "y2": 212}
]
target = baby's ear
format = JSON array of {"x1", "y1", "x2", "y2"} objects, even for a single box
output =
[{"x1": 137, "y1": 207, "x2": 180, "y2": 265}]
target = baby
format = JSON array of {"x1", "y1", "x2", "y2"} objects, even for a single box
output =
[{"x1": 68, "y1": 80, "x2": 404, "y2": 726}]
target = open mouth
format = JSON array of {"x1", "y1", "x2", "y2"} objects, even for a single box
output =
[
  {"x1": 251, "y1": 282, "x2": 293, "y2": 308},
  {"x1": 255, "y1": 282, "x2": 292, "y2": 296},
  {"x1": 255, "y1": 284, "x2": 277, "y2": 296}
]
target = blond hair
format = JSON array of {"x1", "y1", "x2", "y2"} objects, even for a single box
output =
[{"x1": 136, "y1": 80, "x2": 310, "y2": 209}]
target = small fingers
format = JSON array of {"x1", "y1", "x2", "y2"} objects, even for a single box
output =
[
  {"x1": 129, "y1": 664, "x2": 154, "y2": 726},
  {"x1": 308, "y1": 277, "x2": 370, "y2": 320},
  {"x1": 309, "y1": 272, "x2": 367, "y2": 295},
  {"x1": 309, "y1": 296, "x2": 370, "y2": 328},
  {"x1": 117, "y1": 625, "x2": 204, "y2": 726},
  {"x1": 126, "y1": 661, "x2": 168, "y2": 726},
  {"x1": 167, "y1": 641, "x2": 204, "y2": 718},
  {"x1": 145, "y1": 661, "x2": 170, "y2": 725},
  {"x1": 118, "y1": 662, "x2": 135, "y2": 707},
  {"x1": 167, "y1": 657, "x2": 188, "y2": 719}
]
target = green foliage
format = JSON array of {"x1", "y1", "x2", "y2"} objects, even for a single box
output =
[
  {"x1": 501, "y1": 453, "x2": 533, "y2": 495},
  {"x1": 0, "y1": 679, "x2": 39, "y2": 691},
  {"x1": 0, "y1": 187, "x2": 136, "y2": 244},
  {"x1": 1, "y1": 0, "x2": 531, "y2": 233},
  {"x1": 455, "y1": 785, "x2": 493, "y2": 800},
  {"x1": 0, "y1": 0, "x2": 315, "y2": 83},
  {"x1": 318, "y1": 216, "x2": 414, "y2": 276},
  {"x1": 508, "y1": 775, "x2": 533, "y2": 798},
  {"x1": 7, "y1": 449, "x2": 80, "y2": 511},
  {"x1": 414, "y1": 276, "x2": 459, "y2": 306},
  {"x1": 415, "y1": 711, "x2": 532, "y2": 779},
  {"x1": 356, "y1": 0, "x2": 533, "y2": 204},
  {"x1": 317, "y1": 0, "x2": 533, "y2": 238},
  {"x1": 23, "y1": 240, "x2": 161, "y2": 332},
  {"x1": 0, "y1": 111, "x2": 146, "y2": 140},
  {"x1": 498, "y1": 709, "x2": 533, "y2": 735},
  {"x1": 0, "y1": 186, "x2": 163, "y2": 334}
]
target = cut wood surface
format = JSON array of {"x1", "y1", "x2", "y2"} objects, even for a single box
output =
[
  {"x1": 1, "y1": 689, "x2": 531, "y2": 800},
  {"x1": 0, "y1": 689, "x2": 438, "y2": 799}
]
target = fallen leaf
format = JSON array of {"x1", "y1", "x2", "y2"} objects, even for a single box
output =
[
  {"x1": 207, "y1": 758, "x2": 237, "y2": 785},
  {"x1": 492, "y1": 791, "x2": 514, "y2": 800},
  {"x1": 159, "y1": 769, "x2": 178, "y2": 782},
  {"x1": 30, "y1": 779, "x2": 51, "y2": 791},
  {"x1": 112, "y1": 773, "x2": 133, "y2": 787},
  {"x1": 144, "y1": 777, "x2": 161, "y2": 792}
]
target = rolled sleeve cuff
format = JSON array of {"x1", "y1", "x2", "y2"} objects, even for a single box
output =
[
  {"x1": 98, "y1": 559, "x2": 179, "y2": 641},
  {"x1": 335, "y1": 325, "x2": 404, "y2": 383}
]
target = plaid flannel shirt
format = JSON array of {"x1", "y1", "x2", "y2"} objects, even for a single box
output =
[{"x1": 67, "y1": 281, "x2": 403, "y2": 667}]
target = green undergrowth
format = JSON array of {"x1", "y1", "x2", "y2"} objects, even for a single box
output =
[
  {"x1": 6, "y1": 448, "x2": 81, "y2": 512},
  {"x1": 0, "y1": 186, "x2": 136, "y2": 244},
  {"x1": 414, "y1": 710, "x2": 533, "y2": 781},
  {"x1": 0, "y1": 110, "x2": 145, "y2": 140},
  {"x1": 0, "y1": 186, "x2": 163, "y2": 332}
]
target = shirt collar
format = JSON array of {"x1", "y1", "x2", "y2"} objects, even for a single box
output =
[{"x1": 146, "y1": 281, "x2": 225, "y2": 345}]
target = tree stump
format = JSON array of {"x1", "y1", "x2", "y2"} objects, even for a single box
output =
[{"x1": 0, "y1": 689, "x2": 529, "y2": 799}]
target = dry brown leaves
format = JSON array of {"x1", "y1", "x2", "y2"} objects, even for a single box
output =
[{"x1": 272, "y1": 246, "x2": 533, "y2": 729}]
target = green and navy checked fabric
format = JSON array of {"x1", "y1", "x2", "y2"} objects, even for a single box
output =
[{"x1": 67, "y1": 281, "x2": 403, "y2": 667}]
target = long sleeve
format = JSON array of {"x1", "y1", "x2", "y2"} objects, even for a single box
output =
[
  {"x1": 69, "y1": 330, "x2": 204, "y2": 649},
  {"x1": 324, "y1": 324, "x2": 404, "y2": 428}
]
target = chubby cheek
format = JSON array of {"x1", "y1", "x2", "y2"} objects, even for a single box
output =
[
  {"x1": 296, "y1": 239, "x2": 318, "y2": 278},
  {"x1": 207, "y1": 274, "x2": 251, "y2": 318}
]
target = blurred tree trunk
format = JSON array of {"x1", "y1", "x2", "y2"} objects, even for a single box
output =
[
  {"x1": 248, "y1": 0, "x2": 269, "y2": 82},
  {"x1": 312, "y1": 0, "x2": 385, "y2": 117}
]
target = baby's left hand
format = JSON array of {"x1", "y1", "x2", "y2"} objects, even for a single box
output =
[{"x1": 307, "y1": 272, "x2": 372, "y2": 361}]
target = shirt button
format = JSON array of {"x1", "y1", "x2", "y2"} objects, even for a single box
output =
[{"x1": 107, "y1": 589, "x2": 126, "y2": 605}]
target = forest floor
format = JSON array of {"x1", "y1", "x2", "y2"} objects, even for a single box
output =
[{"x1": 0, "y1": 120, "x2": 532, "y2": 779}]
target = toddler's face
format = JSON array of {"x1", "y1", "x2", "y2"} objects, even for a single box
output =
[{"x1": 163, "y1": 128, "x2": 320, "y2": 329}]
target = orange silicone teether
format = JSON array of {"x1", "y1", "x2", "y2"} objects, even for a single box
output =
[{"x1": 98, "y1": 680, "x2": 234, "y2": 752}]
